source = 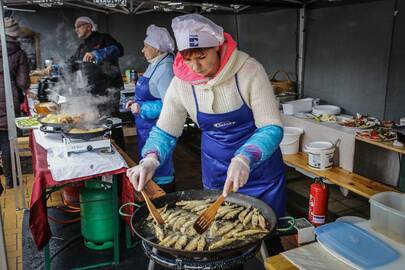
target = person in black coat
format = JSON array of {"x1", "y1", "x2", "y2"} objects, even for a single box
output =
[
  {"x1": 0, "y1": 18, "x2": 30, "y2": 189},
  {"x1": 67, "y1": 16, "x2": 126, "y2": 149},
  {"x1": 67, "y1": 16, "x2": 124, "y2": 115}
]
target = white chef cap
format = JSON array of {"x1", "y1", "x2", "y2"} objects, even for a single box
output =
[
  {"x1": 75, "y1": 16, "x2": 97, "y2": 32},
  {"x1": 144, "y1": 25, "x2": 175, "y2": 53},
  {"x1": 171, "y1": 14, "x2": 224, "y2": 51}
]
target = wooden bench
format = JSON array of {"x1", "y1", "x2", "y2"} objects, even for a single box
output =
[
  {"x1": 283, "y1": 152, "x2": 397, "y2": 198},
  {"x1": 265, "y1": 255, "x2": 298, "y2": 270}
]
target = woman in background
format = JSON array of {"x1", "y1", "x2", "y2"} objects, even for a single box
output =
[{"x1": 126, "y1": 25, "x2": 176, "y2": 193}]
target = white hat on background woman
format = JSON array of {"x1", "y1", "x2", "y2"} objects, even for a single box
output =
[{"x1": 144, "y1": 24, "x2": 175, "y2": 53}]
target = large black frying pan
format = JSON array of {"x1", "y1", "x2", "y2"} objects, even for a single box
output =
[
  {"x1": 62, "y1": 118, "x2": 121, "y2": 140},
  {"x1": 130, "y1": 189, "x2": 277, "y2": 259},
  {"x1": 62, "y1": 125, "x2": 108, "y2": 140}
]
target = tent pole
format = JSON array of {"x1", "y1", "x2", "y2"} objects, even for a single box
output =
[
  {"x1": 0, "y1": 203, "x2": 8, "y2": 270},
  {"x1": 0, "y1": 0, "x2": 24, "y2": 210},
  {"x1": 297, "y1": 4, "x2": 306, "y2": 98}
]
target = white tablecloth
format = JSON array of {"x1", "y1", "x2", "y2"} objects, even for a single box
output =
[{"x1": 33, "y1": 129, "x2": 128, "y2": 181}]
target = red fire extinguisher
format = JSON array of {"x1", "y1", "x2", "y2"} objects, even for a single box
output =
[{"x1": 308, "y1": 178, "x2": 329, "y2": 226}]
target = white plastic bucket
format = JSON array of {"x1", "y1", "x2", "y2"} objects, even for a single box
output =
[
  {"x1": 280, "y1": 127, "x2": 304, "y2": 155},
  {"x1": 304, "y1": 141, "x2": 335, "y2": 170}
]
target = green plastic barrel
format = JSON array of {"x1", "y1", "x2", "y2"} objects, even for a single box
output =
[{"x1": 80, "y1": 179, "x2": 114, "y2": 250}]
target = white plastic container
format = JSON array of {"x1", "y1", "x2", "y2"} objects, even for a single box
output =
[
  {"x1": 369, "y1": 191, "x2": 405, "y2": 244},
  {"x1": 282, "y1": 98, "x2": 313, "y2": 115},
  {"x1": 312, "y1": 105, "x2": 341, "y2": 116},
  {"x1": 304, "y1": 141, "x2": 335, "y2": 170},
  {"x1": 280, "y1": 127, "x2": 304, "y2": 155}
]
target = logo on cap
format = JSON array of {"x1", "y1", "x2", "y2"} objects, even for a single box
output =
[{"x1": 189, "y1": 34, "x2": 199, "y2": 48}]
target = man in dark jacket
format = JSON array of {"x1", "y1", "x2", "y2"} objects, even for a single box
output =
[
  {"x1": 0, "y1": 18, "x2": 30, "y2": 189},
  {"x1": 67, "y1": 16, "x2": 124, "y2": 115}
]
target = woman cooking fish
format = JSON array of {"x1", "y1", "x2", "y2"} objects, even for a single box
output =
[
  {"x1": 127, "y1": 15, "x2": 285, "y2": 251},
  {"x1": 126, "y1": 25, "x2": 176, "y2": 193}
]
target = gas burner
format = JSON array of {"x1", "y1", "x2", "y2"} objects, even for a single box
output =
[
  {"x1": 142, "y1": 241, "x2": 260, "y2": 270},
  {"x1": 62, "y1": 136, "x2": 112, "y2": 158}
]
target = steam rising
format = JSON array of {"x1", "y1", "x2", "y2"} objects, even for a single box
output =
[{"x1": 39, "y1": 22, "x2": 121, "y2": 119}]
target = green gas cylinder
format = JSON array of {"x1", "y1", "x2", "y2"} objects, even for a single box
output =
[{"x1": 80, "y1": 179, "x2": 114, "y2": 250}]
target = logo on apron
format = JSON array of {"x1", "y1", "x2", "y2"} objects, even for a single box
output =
[{"x1": 213, "y1": 121, "x2": 236, "y2": 128}]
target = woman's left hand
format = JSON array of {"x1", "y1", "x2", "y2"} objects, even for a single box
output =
[{"x1": 223, "y1": 155, "x2": 250, "y2": 197}]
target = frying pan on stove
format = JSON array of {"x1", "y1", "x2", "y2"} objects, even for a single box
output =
[
  {"x1": 130, "y1": 189, "x2": 277, "y2": 259},
  {"x1": 62, "y1": 125, "x2": 108, "y2": 140}
]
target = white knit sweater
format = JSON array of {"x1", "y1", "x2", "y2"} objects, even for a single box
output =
[{"x1": 157, "y1": 49, "x2": 282, "y2": 137}]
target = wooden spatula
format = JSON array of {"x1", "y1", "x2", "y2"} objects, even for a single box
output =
[
  {"x1": 193, "y1": 187, "x2": 232, "y2": 234},
  {"x1": 141, "y1": 190, "x2": 165, "y2": 225}
]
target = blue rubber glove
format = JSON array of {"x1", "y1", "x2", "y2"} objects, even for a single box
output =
[
  {"x1": 92, "y1": 45, "x2": 121, "y2": 63},
  {"x1": 235, "y1": 125, "x2": 283, "y2": 170},
  {"x1": 140, "y1": 100, "x2": 163, "y2": 119}
]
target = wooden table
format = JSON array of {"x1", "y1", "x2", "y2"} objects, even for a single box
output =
[
  {"x1": 265, "y1": 255, "x2": 298, "y2": 270},
  {"x1": 283, "y1": 152, "x2": 397, "y2": 198},
  {"x1": 356, "y1": 136, "x2": 405, "y2": 192},
  {"x1": 355, "y1": 136, "x2": 405, "y2": 155}
]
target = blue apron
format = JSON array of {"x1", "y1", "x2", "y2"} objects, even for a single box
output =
[
  {"x1": 134, "y1": 54, "x2": 174, "y2": 179},
  {"x1": 192, "y1": 74, "x2": 286, "y2": 218}
]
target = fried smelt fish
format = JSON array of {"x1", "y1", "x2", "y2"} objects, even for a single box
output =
[
  {"x1": 165, "y1": 210, "x2": 184, "y2": 223},
  {"x1": 208, "y1": 238, "x2": 239, "y2": 251},
  {"x1": 174, "y1": 235, "x2": 188, "y2": 249},
  {"x1": 234, "y1": 229, "x2": 269, "y2": 238},
  {"x1": 161, "y1": 209, "x2": 174, "y2": 220},
  {"x1": 209, "y1": 221, "x2": 218, "y2": 238},
  {"x1": 184, "y1": 225, "x2": 198, "y2": 237},
  {"x1": 167, "y1": 213, "x2": 188, "y2": 228},
  {"x1": 222, "y1": 207, "x2": 244, "y2": 220},
  {"x1": 197, "y1": 235, "x2": 206, "y2": 251},
  {"x1": 180, "y1": 219, "x2": 195, "y2": 234},
  {"x1": 258, "y1": 213, "x2": 267, "y2": 230},
  {"x1": 173, "y1": 215, "x2": 189, "y2": 231},
  {"x1": 147, "y1": 204, "x2": 168, "y2": 221},
  {"x1": 165, "y1": 234, "x2": 181, "y2": 247},
  {"x1": 216, "y1": 205, "x2": 238, "y2": 219},
  {"x1": 176, "y1": 199, "x2": 213, "y2": 209},
  {"x1": 184, "y1": 236, "x2": 200, "y2": 251},
  {"x1": 251, "y1": 211, "x2": 259, "y2": 228},
  {"x1": 238, "y1": 206, "x2": 251, "y2": 223},
  {"x1": 243, "y1": 209, "x2": 257, "y2": 226},
  {"x1": 223, "y1": 223, "x2": 244, "y2": 239},
  {"x1": 153, "y1": 224, "x2": 165, "y2": 241},
  {"x1": 159, "y1": 234, "x2": 178, "y2": 247},
  {"x1": 191, "y1": 204, "x2": 210, "y2": 212},
  {"x1": 217, "y1": 222, "x2": 237, "y2": 236}
]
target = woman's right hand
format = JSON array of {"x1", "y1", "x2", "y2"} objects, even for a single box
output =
[
  {"x1": 126, "y1": 155, "x2": 160, "y2": 191},
  {"x1": 130, "y1": 103, "x2": 140, "y2": 114}
]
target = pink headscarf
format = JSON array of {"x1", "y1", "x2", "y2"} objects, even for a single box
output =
[{"x1": 173, "y1": 33, "x2": 237, "y2": 85}]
